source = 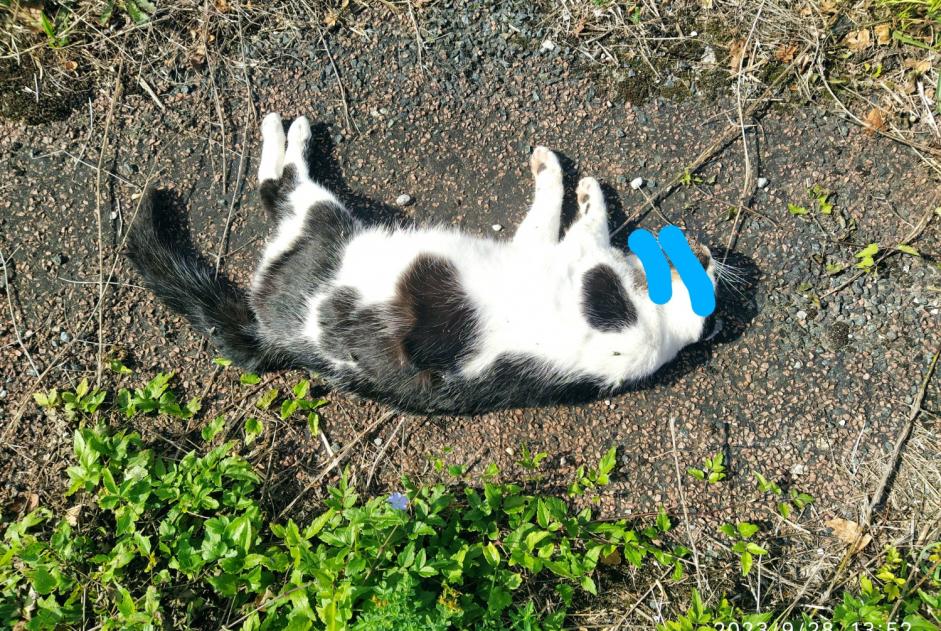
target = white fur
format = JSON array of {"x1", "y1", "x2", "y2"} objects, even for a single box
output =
[{"x1": 255, "y1": 116, "x2": 715, "y2": 389}]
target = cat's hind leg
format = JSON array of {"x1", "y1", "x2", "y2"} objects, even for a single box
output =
[
  {"x1": 513, "y1": 146, "x2": 564, "y2": 246},
  {"x1": 562, "y1": 177, "x2": 609, "y2": 248},
  {"x1": 255, "y1": 116, "x2": 348, "y2": 273}
]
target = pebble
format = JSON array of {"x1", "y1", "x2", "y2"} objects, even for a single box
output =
[
  {"x1": 630, "y1": 177, "x2": 644, "y2": 190},
  {"x1": 59, "y1": 331, "x2": 70, "y2": 343},
  {"x1": 395, "y1": 194, "x2": 413, "y2": 206},
  {"x1": 757, "y1": 177, "x2": 769, "y2": 189},
  {"x1": 491, "y1": 224, "x2": 503, "y2": 232}
]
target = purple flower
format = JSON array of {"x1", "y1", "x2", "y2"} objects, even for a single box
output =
[{"x1": 387, "y1": 492, "x2": 409, "y2": 511}]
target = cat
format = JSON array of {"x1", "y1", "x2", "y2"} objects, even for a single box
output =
[{"x1": 127, "y1": 113, "x2": 719, "y2": 414}]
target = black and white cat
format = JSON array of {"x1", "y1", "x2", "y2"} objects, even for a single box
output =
[{"x1": 127, "y1": 113, "x2": 718, "y2": 414}]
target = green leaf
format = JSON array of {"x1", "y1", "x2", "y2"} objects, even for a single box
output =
[
  {"x1": 896, "y1": 243, "x2": 920, "y2": 256},
  {"x1": 855, "y1": 243, "x2": 879, "y2": 259},
  {"x1": 110, "y1": 359, "x2": 132, "y2": 375},
  {"x1": 244, "y1": 417, "x2": 263, "y2": 444},
  {"x1": 280, "y1": 398, "x2": 299, "y2": 420},
  {"x1": 256, "y1": 388, "x2": 278, "y2": 410},
  {"x1": 307, "y1": 412, "x2": 320, "y2": 436},
  {"x1": 656, "y1": 506, "x2": 671, "y2": 532},
  {"x1": 227, "y1": 515, "x2": 253, "y2": 554},
  {"x1": 240, "y1": 373, "x2": 261, "y2": 386},
  {"x1": 719, "y1": 523, "x2": 737, "y2": 538},
  {"x1": 788, "y1": 203, "x2": 808, "y2": 215},
  {"x1": 292, "y1": 380, "x2": 310, "y2": 399},
  {"x1": 579, "y1": 575, "x2": 597, "y2": 595},
  {"x1": 737, "y1": 522, "x2": 759, "y2": 539},
  {"x1": 598, "y1": 446, "x2": 617, "y2": 476},
  {"x1": 201, "y1": 416, "x2": 226, "y2": 442},
  {"x1": 855, "y1": 255, "x2": 876, "y2": 270},
  {"x1": 687, "y1": 468, "x2": 705, "y2": 481},
  {"x1": 826, "y1": 262, "x2": 847, "y2": 275},
  {"x1": 213, "y1": 357, "x2": 232, "y2": 367},
  {"x1": 745, "y1": 542, "x2": 768, "y2": 555},
  {"x1": 483, "y1": 543, "x2": 500, "y2": 567},
  {"x1": 740, "y1": 550, "x2": 753, "y2": 575},
  {"x1": 31, "y1": 567, "x2": 59, "y2": 595}
]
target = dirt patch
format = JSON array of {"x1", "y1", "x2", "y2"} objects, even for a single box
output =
[{"x1": 0, "y1": 57, "x2": 88, "y2": 124}]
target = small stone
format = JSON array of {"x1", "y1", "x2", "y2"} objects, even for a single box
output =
[
  {"x1": 700, "y1": 45, "x2": 717, "y2": 65},
  {"x1": 757, "y1": 177, "x2": 769, "y2": 189},
  {"x1": 491, "y1": 224, "x2": 503, "y2": 232},
  {"x1": 796, "y1": 309, "x2": 807, "y2": 320},
  {"x1": 541, "y1": 39, "x2": 555, "y2": 52},
  {"x1": 59, "y1": 331, "x2": 70, "y2": 343},
  {"x1": 630, "y1": 177, "x2": 644, "y2": 190},
  {"x1": 395, "y1": 194, "x2": 412, "y2": 206},
  {"x1": 373, "y1": 437, "x2": 382, "y2": 446},
  {"x1": 790, "y1": 463, "x2": 808, "y2": 477}
]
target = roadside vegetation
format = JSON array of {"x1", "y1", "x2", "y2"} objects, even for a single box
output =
[{"x1": 1, "y1": 369, "x2": 938, "y2": 629}]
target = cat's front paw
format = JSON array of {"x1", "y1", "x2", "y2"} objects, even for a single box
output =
[{"x1": 530, "y1": 146, "x2": 561, "y2": 180}]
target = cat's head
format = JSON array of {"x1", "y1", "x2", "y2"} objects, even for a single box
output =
[{"x1": 628, "y1": 239, "x2": 719, "y2": 347}]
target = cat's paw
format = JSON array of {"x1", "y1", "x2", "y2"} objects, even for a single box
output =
[
  {"x1": 530, "y1": 146, "x2": 561, "y2": 180},
  {"x1": 576, "y1": 177, "x2": 603, "y2": 216},
  {"x1": 262, "y1": 112, "x2": 283, "y2": 137},
  {"x1": 258, "y1": 113, "x2": 286, "y2": 182}
]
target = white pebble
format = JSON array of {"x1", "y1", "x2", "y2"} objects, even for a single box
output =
[
  {"x1": 630, "y1": 177, "x2": 644, "y2": 190},
  {"x1": 796, "y1": 309, "x2": 807, "y2": 320},
  {"x1": 541, "y1": 39, "x2": 555, "y2": 51},
  {"x1": 395, "y1": 194, "x2": 412, "y2": 206},
  {"x1": 757, "y1": 177, "x2": 769, "y2": 189},
  {"x1": 491, "y1": 224, "x2": 503, "y2": 232},
  {"x1": 790, "y1": 463, "x2": 808, "y2": 477}
]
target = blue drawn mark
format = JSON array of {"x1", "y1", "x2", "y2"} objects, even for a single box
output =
[
  {"x1": 657, "y1": 225, "x2": 715, "y2": 317},
  {"x1": 627, "y1": 229, "x2": 672, "y2": 305},
  {"x1": 627, "y1": 226, "x2": 716, "y2": 318}
]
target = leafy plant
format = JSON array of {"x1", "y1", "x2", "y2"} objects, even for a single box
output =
[
  {"x1": 687, "y1": 451, "x2": 726, "y2": 484},
  {"x1": 568, "y1": 446, "x2": 617, "y2": 498},
  {"x1": 34, "y1": 378, "x2": 106, "y2": 421},
  {"x1": 516, "y1": 444, "x2": 548, "y2": 471},
  {"x1": 3, "y1": 378, "x2": 684, "y2": 630},
  {"x1": 810, "y1": 184, "x2": 834, "y2": 215},
  {"x1": 718, "y1": 521, "x2": 767, "y2": 576},
  {"x1": 115, "y1": 372, "x2": 199, "y2": 419},
  {"x1": 38, "y1": 9, "x2": 69, "y2": 48},
  {"x1": 100, "y1": 0, "x2": 156, "y2": 26}
]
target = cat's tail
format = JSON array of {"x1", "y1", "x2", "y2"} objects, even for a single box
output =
[{"x1": 126, "y1": 188, "x2": 283, "y2": 371}]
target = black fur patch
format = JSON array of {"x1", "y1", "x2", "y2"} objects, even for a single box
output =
[
  {"x1": 259, "y1": 165, "x2": 299, "y2": 221},
  {"x1": 581, "y1": 264, "x2": 637, "y2": 332},
  {"x1": 392, "y1": 255, "x2": 478, "y2": 371},
  {"x1": 252, "y1": 199, "x2": 358, "y2": 325}
]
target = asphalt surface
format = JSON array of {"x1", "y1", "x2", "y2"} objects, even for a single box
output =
[{"x1": 1, "y1": 2, "x2": 939, "y2": 532}]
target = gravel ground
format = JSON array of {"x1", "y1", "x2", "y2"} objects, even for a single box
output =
[{"x1": 1, "y1": 1, "x2": 939, "y2": 537}]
